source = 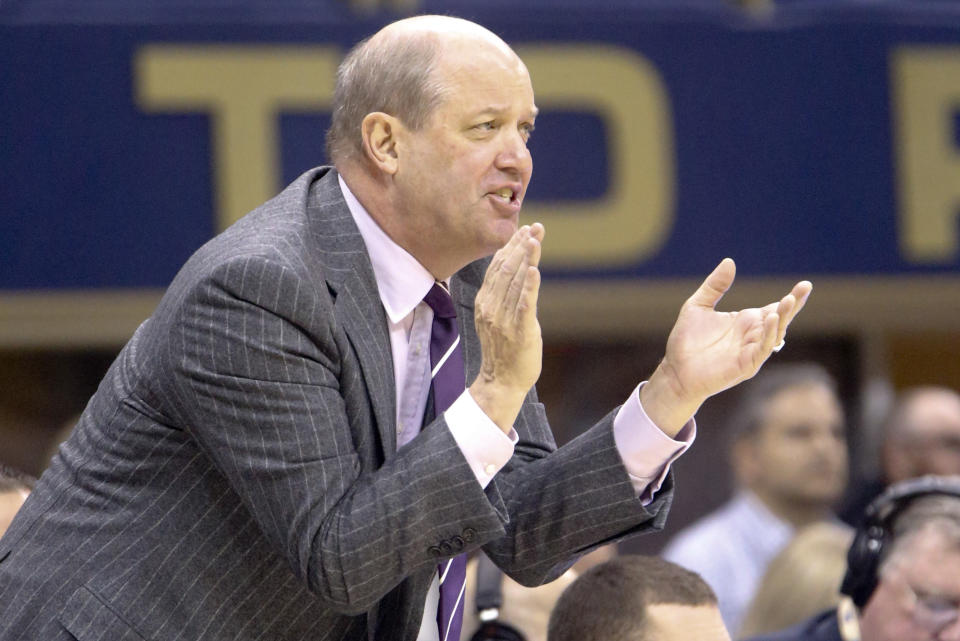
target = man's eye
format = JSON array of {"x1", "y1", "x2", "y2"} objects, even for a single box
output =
[
  {"x1": 475, "y1": 121, "x2": 496, "y2": 131},
  {"x1": 784, "y1": 425, "x2": 814, "y2": 440},
  {"x1": 918, "y1": 593, "x2": 959, "y2": 613},
  {"x1": 521, "y1": 124, "x2": 535, "y2": 140}
]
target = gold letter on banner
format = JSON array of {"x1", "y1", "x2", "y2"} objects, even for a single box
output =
[
  {"x1": 517, "y1": 45, "x2": 675, "y2": 268},
  {"x1": 892, "y1": 47, "x2": 960, "y2": 263},
  {"x1": 135, "y1": 46, "x2": 339, "y2": 231}
]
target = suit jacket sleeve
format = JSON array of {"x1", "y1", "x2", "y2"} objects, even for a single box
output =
[{"x1": 452, "y1": 259, "x2": 674, "y2": 588}]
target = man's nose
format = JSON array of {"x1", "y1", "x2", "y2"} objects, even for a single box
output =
[{"x1": 495, "y1": 129, "x2": 532, "y2": 175}]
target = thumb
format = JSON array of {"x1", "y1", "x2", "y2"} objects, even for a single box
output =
[{"x1": 688, "y1": 258, "x2": 736, "y2": 309}]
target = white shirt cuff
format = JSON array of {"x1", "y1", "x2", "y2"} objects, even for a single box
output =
[
  {"x1": 613, "y1": 382, "x2": 696, "y2": 504},
  {"x1": 445, "y1": 390, "x2": 518, "y2": 489}
]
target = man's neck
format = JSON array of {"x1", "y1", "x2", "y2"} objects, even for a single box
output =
[
  {"x1": 750, "y1": 488, "x2": 833, "y2": 528},
  {"x1": 336, "y1": 160, "x2": 461, "y2": 280}
]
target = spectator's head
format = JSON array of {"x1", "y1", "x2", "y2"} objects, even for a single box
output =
[
  {"x1": 0, "y1": 463, "x2": 35, "y2": 538},
  {"x1": 547, "y1": 555, "x2": 730, "y2": 641},
  {"x1": 729, "y1": 364, "x2": 848, "y2": 522},
  {"x1": 882, "y1": 387, "x2": 960, "y2": 484},
  {"x1": 841, "y1": 476, "x2": 960, "y2": 641},
  {"x1": 739, "y1": 521, "x2": 854, "y2": 637}
]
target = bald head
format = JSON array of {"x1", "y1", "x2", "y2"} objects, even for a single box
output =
[
  {"x1": 883, "y1": 387, "x2": 960, "y2": 482},
  {"x1": 326, "y1": 16, "x2": 521, "y2": 164},
  {"x1": 379, "y1": 15, "x2": 514, "y2": 50}
]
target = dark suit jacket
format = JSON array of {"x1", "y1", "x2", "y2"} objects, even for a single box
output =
[{"x1": 0, "y1": 167, "x2": 673, "y2": 641}]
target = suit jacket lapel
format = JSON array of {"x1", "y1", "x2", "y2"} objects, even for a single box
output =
[
  {"x1": 303, "y1": 168, "x2": 397, "y2": 458},
  {"x1": 451, "y1": 258, "x2": 486, "y2": 386},
  {"x1": 298, "y1": 168, "x2": 489, "y2": 456}
]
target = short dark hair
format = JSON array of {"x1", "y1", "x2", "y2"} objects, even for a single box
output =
[
  {"x1": 726, "y1": 363, "x2": 837, "y2": 445},
  {"x1": 547, "y1": 555, "x2": 717, "y2": 641},
  {"x1": 0, "y1": 463, "x2": 36, "y2": 493}
]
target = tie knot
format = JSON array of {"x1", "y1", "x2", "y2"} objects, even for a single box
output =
[{"x1": 423, "y1": 283, "x2": 456, "y2": 319}]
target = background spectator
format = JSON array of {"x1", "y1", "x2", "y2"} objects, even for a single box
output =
[
  {"x1": 744, "y1": 476, "x2": 960, "y2": 641},
  {"x1": 841, "y1": 386, "x2": 960, "y2": 526},
  {"x1": 739, "y1": 522, "x2": 854, "y2": 639},
  {"x1": 0, "y1": 464, "x2": 35, "y2": 539},
  {"x1": 547, "y1": 555, "x2": 729, "y2": 641},
  {"x1": 461, "y1": 546, "x2": 617, "y2": 641},
  {"x1": 662, "y1": 363, "x2": 849, "y2": 633}
]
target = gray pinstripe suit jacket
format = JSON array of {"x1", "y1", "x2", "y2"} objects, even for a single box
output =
[{"x1": 0, "y1": 167, "x2": 673, "y2": 641}]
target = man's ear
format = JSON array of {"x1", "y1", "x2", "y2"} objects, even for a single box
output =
[
  {"x1": 881, "y1": 441, "x2": 912, "y2": 484},
  {"x1": 361, "y1": 112, "x2": 401, "y2": 175}
]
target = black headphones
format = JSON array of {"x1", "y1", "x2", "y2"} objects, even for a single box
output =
[
  {"x1": 468, "y1": 554, "x2": 527, "y2": 641},
  {"x1": 840, "y1": 475, "x2": 960, "y2": 608},
  {"x1": 469, "y1": 620, "x2": 525, "y2": 641}
]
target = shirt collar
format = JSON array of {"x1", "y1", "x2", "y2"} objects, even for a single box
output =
[
  {"x1": 338, "y1": 174, "x2": 436, "y2": 323},
  {"x1": 736, "y1": 490, "x2": 794, "y2": 540}
]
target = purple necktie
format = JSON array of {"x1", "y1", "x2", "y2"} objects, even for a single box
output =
[{"x1": 423, "y1": 282, "x2": 467, "y2": 641}]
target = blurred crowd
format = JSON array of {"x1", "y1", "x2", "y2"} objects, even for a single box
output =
[{"x1": 3, "y1": 362, "x2": 959, "y2": 640}]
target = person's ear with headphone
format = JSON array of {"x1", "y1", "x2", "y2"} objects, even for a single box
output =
[
  {"x1": 745, "y1": 475, "x2": 960, "y2": 641},
  {"x1": 837, "y1": 475, "x2": 960, "y2": 641}
]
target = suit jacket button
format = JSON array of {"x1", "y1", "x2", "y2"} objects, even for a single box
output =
[
  {"x1": 451, "y1": 536, "x2": 465, "y2": 552},
  {"x1": 428, "y1": 545, "x2": 442, "y2": 557},
  {"x1": 439, "y1": 541, "x2": 454, "y2": 556},
  {"x1": 462, "y1": 528, "x2": 477, "y2": 543}
]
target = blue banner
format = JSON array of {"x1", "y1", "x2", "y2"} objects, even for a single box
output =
[{"x1": 3, "y1": 4, "x2": 960, "y2": 292}]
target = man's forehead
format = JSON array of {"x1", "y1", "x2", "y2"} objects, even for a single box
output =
[
  {"x1": 469, "y1": 104, "x2": 539, "y2": 119},
  {"x1": 907, "y1": 392, "x2": 960, "y2": 426},
  {"x1": 431, "y1": 54, "x2": 536, "y2": 117}
]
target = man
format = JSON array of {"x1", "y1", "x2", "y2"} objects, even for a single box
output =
[
  {"x1": 547, "y1": 555, "x2": 730, "y2": 641},
  {"x1": 745, "y1": 476, "x2": 960, "y2": 641},
  {"x1": 662, "y1": 364, "x2": 849, "y2": 633},
  {"x1": 841, "y1": 386, "x2": 960, "y2": 526},
  {"x1": 459, "y1": 546, "x2": 613, "y2": 641},
  {"x1": 0, "y1": 464, "x2": 34, "y2": 538},
  {"x1": 0, "y1": 16, "x2": 809, "y2": 641},
  {"x1": 883, "y1": 387, "x2": 960, "y2": 484}
]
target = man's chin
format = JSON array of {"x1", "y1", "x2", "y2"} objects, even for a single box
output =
[{"x1": 492, "y1": 217, "x2": 520, "y2": 244}]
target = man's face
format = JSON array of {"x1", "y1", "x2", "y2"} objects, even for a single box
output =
[
  {"x1": 646, "y1": 603, "x2": 731, "y2": 641},
  {"x1": 859, "y1": 525, "x2": 960, "y2": 641},
  {"x1": 893, "y1": 392, "x2": 960, "y2": 481},
  {"x1": 0, "y1": 489, "x2": 28, "y2": 538},
  {"x1": 392, "y1": 37, "x2": 537, "y2": 276},
  {"x1": 746, "y1": 382, "x2": 848, "y2": 506}
]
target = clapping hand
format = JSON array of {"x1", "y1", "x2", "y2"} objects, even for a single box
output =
[{"x1": 641, "y1": 258, "x2": 812, "y2": 437}]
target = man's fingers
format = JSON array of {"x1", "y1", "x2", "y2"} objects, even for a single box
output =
[
  {"x1": 529, "y1": 222, "x2": 545, "y2": 247},
  {"x1": 503, "y1": 244, "x2": 533, "y2": 312},
  {"x1": 482, "y1": 226, "x2": 530, "y2": 299},
  {"x1": 517, "y1": 265, "x2": 541, "y2": 322},
  {"x1": 689, "y1": 258, "x2": 736, "y2": 310},
  {"x1": 761, "y1": 311, "x2": 780, "y2": 358},
  {"x1": 526, "y1": 232, "x2": 542, "y2": 269},
  {"x1": 484, "y1": 225, "x2": 528, "y2": 281},
  {"x1": 790, "y1": 281, "x2": 813, "y2": 316},
  {"x1": 477, "y1": 224, "x2": 543, "y2": 328},
  {"x1": 775, "y1": 295, "x2": 794, "y2": 338},
  {"x1": 776, "y1": 280, "x2": 812, "y2": 339}
]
